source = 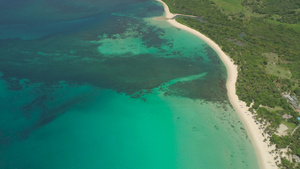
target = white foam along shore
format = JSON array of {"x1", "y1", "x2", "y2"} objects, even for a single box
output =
[{"x1": 156, "y1": 0, "x2": 278, "y2": 168}]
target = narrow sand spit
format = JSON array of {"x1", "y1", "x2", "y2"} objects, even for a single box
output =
[{"x1": 156, "y1": 0, "x2": 278, "y2": 168}]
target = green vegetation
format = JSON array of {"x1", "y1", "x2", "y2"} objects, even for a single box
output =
[
  {"x1": 210, "y1": 0, "x2": 243, "y2": 13},
  {"x1": 263, "y1": 106, "x2": 283, "y2": 112},
  {"x1": 242, "y1": 0, "x2": 300, "y2": 24},
  {"x1": 279, "y1": 158, "x2": 295, "y2": 169},
  {"x1": 162, "y1": 0, "x2": 300, "y2": 167},
  {"x1": 264, "y1": 53, "x2": 292, "y2": 79},
  {"x1": 295, "y1": 88, "x2": 300, "y2": 96},
  {"x1": 288, "y1": 128, "x2": 300, "y2": 168},
  {"x1": 270, "y1": 134, "x2": 291, "y2": 149},
  {"x1": 282, "y1": 121, "x2": 297, "y2": 134},
  {"x1": 265, "y1": 19, "x2": 300, "y2": 33}
]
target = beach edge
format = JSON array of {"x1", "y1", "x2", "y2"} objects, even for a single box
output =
[{"x1": 155, "y1": 0, "x2": 278, "y2": 168}]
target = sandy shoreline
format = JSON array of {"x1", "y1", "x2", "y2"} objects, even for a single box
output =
[{"x1": 156, "y1": 0, "x2": 278, "y2": 168}]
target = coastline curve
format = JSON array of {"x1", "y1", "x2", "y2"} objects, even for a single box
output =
[{"x1": 155, "y1": 0, "x2": 278, "y2": 168}]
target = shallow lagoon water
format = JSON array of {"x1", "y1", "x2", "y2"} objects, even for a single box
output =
[{"x1": 0, "y1": 0, "x2": 259, "y2": 168}]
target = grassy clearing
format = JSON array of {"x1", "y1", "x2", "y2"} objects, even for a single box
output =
[
  {"x1": 266, "y1": 63, "x2": 292, "y2": 79},
  {"x1": 264, "y1": 52, "x2": 278, "y2": 62},
  {"x1": 265, "y1": 19, "x2": 300, "y2": 33},
  {"x1": 264, "y1": 106, "x2": 283, "y2": 112},
  {"x1": 282, "y1": 121, "x2": 297, "y2": 135},
  {"x1": 264, "y1": 53, "x2": 292, "y2": 79},
  {"x1": 244, "y1": 10, "x2": 265, "y2": 17},
  {"x1": 210, "y1": 0, "x2": 243, "y2": 13}
]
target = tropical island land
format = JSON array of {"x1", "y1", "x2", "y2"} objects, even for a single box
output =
[{"x1": 156, "y1": 0, "x2": 300, "y2": 168}]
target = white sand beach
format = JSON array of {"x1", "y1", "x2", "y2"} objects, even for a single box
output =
[{"x1": 156, "y1": 0, "x2": 278, "y2": 168}]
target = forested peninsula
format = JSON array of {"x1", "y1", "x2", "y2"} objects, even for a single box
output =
[{"x1": 162, "y1": 0, "x2": 300, "y2": 168}]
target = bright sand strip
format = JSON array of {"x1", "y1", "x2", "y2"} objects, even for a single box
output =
[{"x1": 156, "y1": 0, "x2": 278, "y2": 168}]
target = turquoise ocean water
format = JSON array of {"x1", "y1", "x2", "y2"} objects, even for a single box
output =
[{"x1": 0, "y1": 0, "x2": 259, "y2": 168}]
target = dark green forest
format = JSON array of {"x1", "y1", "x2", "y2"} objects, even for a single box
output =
[{"x1": 162, "y1": 0, "x2": 300, "y2": 168}]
